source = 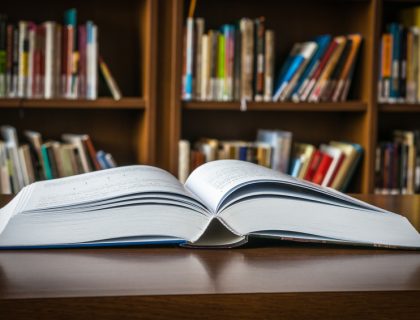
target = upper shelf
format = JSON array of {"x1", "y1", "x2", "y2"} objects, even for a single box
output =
[
  {"x1": 379, "y1": 103, "x2": 420, "y2": 113},
  {"x1": 0, "y1": 98, "x2": 146, "y2": 110},
  {"x1": 183, "y1": 101, "x2": 368, "y2": 112}
]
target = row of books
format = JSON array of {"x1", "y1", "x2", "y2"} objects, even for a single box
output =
[
  {"x1": 0, "y1": 10, "x2": 122, "y2": 100},
  {"x1": 274, "y1": 34, "x2": 362, "y2": 103},
  {"x1": 178, "y1": 131, "x2": 362, "y2": 192},
  {"x1": 0, "y1": 126, "x2": 117, "y2": 194},
  {"x1": 181, "y1": 16, "x2": 362, "y2": 103},
  {"x1": 379, "y1": 23, "x2": 418, "y2": 103},
  {"x1": 378, "y1": 7, "x2": 420, "y2": 103},
  {"x1": 182, "y1": 17, "x2": 275, "y2": 102},
  {"x1": 375, "y1": 130, "x2": 420, "y2": 195}
]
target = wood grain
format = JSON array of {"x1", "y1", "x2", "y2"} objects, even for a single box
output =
[
  {"x1": 379, "y1": 103, "x2": 420, "y2": 112},
  {"x1": 1, "y1": 98, "x2": 145, "y2": 109},
  {"x1": 183, "y1": 101, "x2": 368, "y2": 112}
]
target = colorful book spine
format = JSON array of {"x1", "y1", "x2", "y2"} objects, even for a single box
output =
[
  {"x1": 388, "y1": 23, "x2": 401, "y2": 101},
  {"x1": 183, "y1": 17, "x2": 194, "y2": 100},
  {"x1": 254, "y1": 17, "x2": 265, "y2": 101},
  {"x1": 200, "y1": 34, "x2": 209, "y2": 101},
  {"x1": 99, "y1": 56, "x2": 122, "y2": 100},
  {"x1": 17, "y1": 21, "x2": 28, "y2": 98},
  {"x1": 217, "y1": 33, "x2": 225, "y2": 101},
  {"x1": 86, "y1": 21, "x2": 97, "y2": 100},
  {"x1": 292, "y1": 35, "x2": 331, "y2": 102},
  {"x1": 263, "y1": 30, "x2": 274, "y2": 102},
  {"x1": 273, "y1": 42, "x2": 317, "y2": 101}
]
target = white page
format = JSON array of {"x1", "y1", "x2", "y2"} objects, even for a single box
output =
[
  {"x1": 186, "y1": 160, "x2": 298, "y2": 213},
  {"x1": 221, "y1": 197, "x2": 420, "y2": 248},
  {"x1": 21, "y1": 165, "x2": 202, "y2": 212},
  {"x1": 185, "y1": 160, "x2": 384, "y2": 214}
]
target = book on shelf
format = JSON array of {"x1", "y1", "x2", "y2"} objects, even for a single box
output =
[
  {"x1": 0, "y1": 160, "x2": 419, "y2": 249},
  {"x1": 0, "y1": 125, "x2": 116, "y2": 194},
  {"x1": 181, "y1": 14, "x2": 362, "y2": 103},
  {"x1": 375, "y1": 130, "x2": 420, "y2": 195},
  {"x1": 0, "y1": 9, "x2": 121, "y2": 100},
  {"x1": 377, "y1": 8, "x2": 420, "y2": 103},
  {"x1": 178, "y1": 131, "x2": 362, "y2": 192}
]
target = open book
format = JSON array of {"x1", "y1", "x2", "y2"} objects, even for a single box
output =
[{"x1": 0, "y1": 160, "x2": 419, "y2": 249}]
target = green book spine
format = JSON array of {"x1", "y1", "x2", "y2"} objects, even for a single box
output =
[
  {"x1": 41, "y1": 145, "x2": 53, "y2": 180},
  {"x1": 217, "y1": 34, "x2": 225, "y2": 100}
]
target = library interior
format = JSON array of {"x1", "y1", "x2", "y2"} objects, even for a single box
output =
[{"x1": 0, "y1": 0, "x2": 419, "y2": 319}]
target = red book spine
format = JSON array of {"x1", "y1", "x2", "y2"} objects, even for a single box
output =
[
  {"x1": 310, "y1": 40, "x2": 338, "y2": 82},
  {"x1": 84, "y1": 136, "x2": 101, "y2": 171},
  {"x1": 304, "y1": 150, "x2": 322, "y2": 181},
  {"x1": 312, "y1": 153, "x2": 333, "y2": 185},
  {"x1": 327, "y1": 153, "x2": 346, "y2": 187},
  {"x1": 33, "y1": 25, "x2": 45, "y2": 98}
]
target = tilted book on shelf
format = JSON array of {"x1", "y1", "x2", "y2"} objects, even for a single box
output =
[
  {"x1": 0, "y1": 160, "x2": 419, "y2": 249},
  {"x1": 0, "y1": 9, "x2": 121, "y2": 100}
]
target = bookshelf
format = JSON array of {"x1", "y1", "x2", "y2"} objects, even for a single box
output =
[
  {"x1": 157, "y1": 0, "x2": 379, "y2": 193},
  {"x1": 4, "y1": 0, "x2": 420, "y2": 194},
  {"x1": 377, "y1": 0, "x2": 420, "y2": 142},
  {"x1": 0, "y1": 0, "x2": 157, "y2": 166}
]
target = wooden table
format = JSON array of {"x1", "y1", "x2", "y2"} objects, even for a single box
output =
[{"x1": 1, "y1": 194, "x2": 420, "y2": 319}]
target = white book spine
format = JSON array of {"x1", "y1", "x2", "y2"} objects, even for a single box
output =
[
  {"x1": 263, "y1": 30, "x2": 274, "y2": 102},
  {"x1": 18, "y1": 146, "x2": 30, "y2": 186},
  {"x1": 183, "y1": 17, "x2": 194, "y2": 101},
  {"x1": 26, "y1": 25, "x2": 35, "y2": 98},
  {"x1": 178, "y1": 140, "x2": 190, "y2": 183},
  {"x1": 44, "y1": 22, "x2": 54, "y2": 99},
  {"x1": 17, "y1": 21, "x2": 27, "y2": 98},
  {"x1": 87, "y1": 23, "x2": 98, "y2": 100}
]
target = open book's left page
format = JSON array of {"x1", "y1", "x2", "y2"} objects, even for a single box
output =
[
  {"x1": 0, "y1": 166, "x2": 211, "y2": 247},
  {"x1": 21, "y1": 165, "x2": 205, "y2": 212}
]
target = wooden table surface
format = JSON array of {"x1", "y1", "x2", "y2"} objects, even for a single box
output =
[{"x1": 1, "y1": 194, "x2": 420, "y2": 319}]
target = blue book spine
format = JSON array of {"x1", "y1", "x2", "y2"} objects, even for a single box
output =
[
  {"x1": 239, "y1": 146, "x2": 248, "y2": 161},
  {"x1": 273, "y1": 55, "x2": 305, "y2": 100},
  {"x1": 291, "y1": 35, "x2": 331, "y2": 97},
  {"x1": 96, "y1": 150, "x2": 109, "y2": 169},
  {"x1": 274, "y1": 46, "x2": 300, "y2": 92},
  {"x1": 183, "y1": 17, "x2": 194, "y2": 100},
  {"x1": 289, "y1": 158, "x2": 302, "y2": 177},
  {"x1": 388, "y1": 23, "x2": 401, "y2": 100}
]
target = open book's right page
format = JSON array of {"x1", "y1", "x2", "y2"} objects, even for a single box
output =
[
  {"x1": 185, "y1": 159, "x2": 383, "y2": 214},
  {"x1": 185, "y1": 160, "x2": 420, "y2": 249}
]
